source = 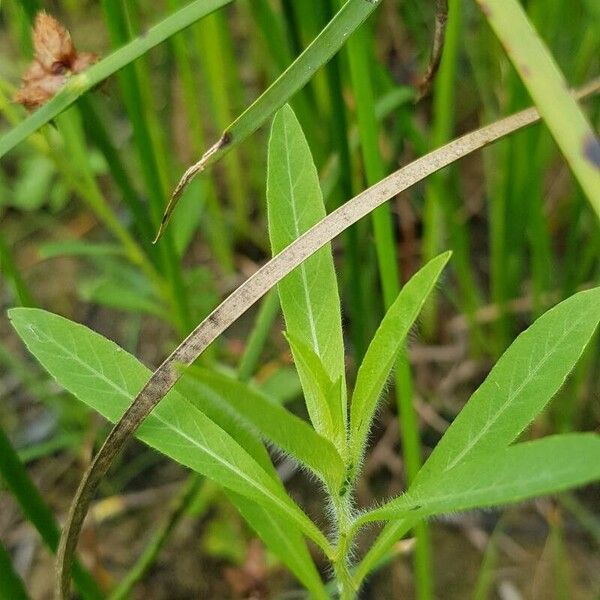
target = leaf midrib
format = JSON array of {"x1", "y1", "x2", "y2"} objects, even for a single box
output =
[
  {"x1": 444, "y1": 312, "x2": 586, "y2": 471},
  {"x1": 29, "y1": 324, "x2": 324, "y2": 545},
  {"x1": 282, "y1": 116, "x2": 321, "y2": 359}
]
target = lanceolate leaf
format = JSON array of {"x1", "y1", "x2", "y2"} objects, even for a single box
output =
[
  {"x1": 350, "y1": 252, "x2": 451, "y2": 468},
  {"x1": 285, "y1": 332, "x2": 345, "y2": 448},
  {"x1": 355, "y1": 286, "x2": 600, "y2": 585},
  {"x1": 417, "y1": 287, "x2": 600, "y2": 481},
  {"x1": 181, "y1": 367, "x2": 345, "y2": 488},
  {"x1": 267, "y1": 104, "x2": 346, "y2": 441},
  {"x1": 8, "y1": 308, "x2": 329, "y2": 553},
  {"x1": 161, "y1": 0, "x2": 384, "y2": 236},
  {"x1": 475, "y1": 0, "x2": 600, "y2": 220},
  {"x1": 360, "y1": 434, "x2": 600, "y2": 523},
  {"x1": 230, "y1": 493, "x2": 329, "y2": 600}
]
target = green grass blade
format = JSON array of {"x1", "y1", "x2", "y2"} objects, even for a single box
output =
[
  {"x1": 230, "y1": 494, "x2": 329, "y2": 600},
  {"x1": 476, "y1": 0, "x2": 600, "y2": 219},
  {"x1": 418, "y1": 287, "x2": 600, "y2": 481},
  {"x1": 0, "y1": 234, "x2": 35, "y2": 307},
  {"x1": 0, "y1": 0, "x2": 234, "y2": 158},
  {"x1": 102, "y1": 0, "x2": 192, "y2": 334},
  {"x1": 8, "y1": 308, "x2": 331, "y2": 554},
  {"x1": 0, "y1": 426, "x2": 103, "y2": 600},
  {"x1": 237, "y1": 290, "x2": 280, "y2": 382},
  {"x1": 161, "y1": 0, "x2": 382, "y2": 236},
  {"x1": 350, "y1": 253, "x2": 451, "y2": 470},
  {"x1": 0, "y1": 540, "x2": 30, "y2": 600},
  {"x1": 360, "y1": 434, "x2": 600, "y2": 523},
  {"x1": 180, "y1": 367, "x2": 345, "y2": 488},
  {"x1": 353, "y1": 516, "x2": 418, "y2": 586},
  {"x1": 267, "y1": 104, "x2": 346, "y2": 442}
]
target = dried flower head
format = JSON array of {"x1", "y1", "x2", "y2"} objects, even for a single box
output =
[{"x1": 14, "y1": 12, "x2": 97, "y2": 111}]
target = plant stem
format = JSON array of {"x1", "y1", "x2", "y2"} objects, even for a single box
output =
[
  {"x1": 332, "y1": 496, "x2": 357, "y2": 600},
  {"x1": 338, "y1": 5, "x2": 433, "y2": 597}
]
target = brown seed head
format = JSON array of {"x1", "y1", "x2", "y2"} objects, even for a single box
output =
[{"x1": 14, "y1": 11, "x2": 97, "y2": 111}]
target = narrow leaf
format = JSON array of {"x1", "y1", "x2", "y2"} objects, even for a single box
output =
[
  {"x1": 181, "y1": 367, "x2": 345, "y2": 488},
  {"x1": 285, "y1": 332, "x2": 345, "y2": 448},
  {"x1": 161, "y1": 0, "x2": 383, "y2": 235},
  {"x1": 350, "y1": 252, "x2": 451, "y2": 467},
  {"x1": 0, "y1": 0, "x2": 235, "y2": 158},
  {"x1": 418, "y1": 287, "x2": 600, "y2": 481},
  {"x1": 0, "y1": 541, "x2": 30, "y2": 600},
  {"x1": 475, "y1": 0, "x2": 600, "y2": 219},
  {"x1": 361, "y1": 434, "x2": 600, "y2": 523},
  {"x1": 231, "y1": 493, "x2": 329, "y2": 600},
  {"x1": 267, "y1": 104, "x2": 346, "y2": 441},
  {"x1": 8, "y1": 308, "x2": 330, "y2": 553}
]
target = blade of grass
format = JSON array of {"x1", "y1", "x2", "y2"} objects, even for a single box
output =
[
  {"x1": 237, "y1": 290, "x2": 280, "y2": 382},
  {"x1": 159, "y1": 0, "x2": 384, "y2": 239},
  {"x1": 0, "y1": 426, "x2": 103, "y2": 600},
  {"x1": 0, "y1": 0, "x2": 235, "y2": 159},
  {"x1": 0, "y1": 234, "x2": 35, "y2": 307},
  {"x1": 166, "y1": 0, "x2": 233, "y2": 271},
  {"x1": 191, "y1": 11, "x2": 250, "y2": 236},
  {"x1": 476, "y1": 0, "x2": 600, "y2": 220},
  {"x1": 322, "y1": 0, "x2": 369, "y2": 361},
  {"x1": 102, "y1": 0, "x2": 192, "y2": 334},
  {"x1": 0, "y1": 540, "x2": 30, "y2": 600},
  {"x1": 53, "y1": 81, "x2": 600, "y2": 596},
  {"x1": 107, "y1": 476, "x2": 205, "y2": 600},
  {"x1": 422, "y1": 0, "x2": 485, "y2": 353}
]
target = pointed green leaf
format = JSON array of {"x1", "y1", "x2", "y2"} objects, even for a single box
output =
[
  {"x1": 180, "y1": 367, "x2": 345, "y2": 488},
  {"x1": 284, "y1": 332, "x2": 345, "y2": 447},
  {"x1": 8, "y1": 308, "x2": 330, "y2": 553},
  {"x1": 418, "y1": 287, "x2": 600, "y2": 481},
  {"x1": 350, "y1": 252, "x2": 451, "y2": 467},
  {"x1": 230, "y1": 493, "x2": 328, "y2": 600},
  {"x1": 361, "y1": 434, "x2": 600, "y2": 523},
  {"x1": 267, "y1": 104, "x2": 346, "y2": 440}
]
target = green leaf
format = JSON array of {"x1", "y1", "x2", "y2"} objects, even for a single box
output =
[
  {"x1": 181, "y1": 367, "x2": 345, "y2": 488},
  {"x1": 475, "y1": 0, "x2": 600, "y2": 220},
  {"x1": 360, "y1": 434, "x2": 600, "y2": 523},
  {"x1": 80, "y1": 278, "x2": 165, "y2": 318},
  {"x1": 176, "y1": 373, "x2": 328, "y2": 596},
  {"x1": 418, "y1": 287, "x2": 600, "y2": 481},
  {"x1": 284, "y1": 332, "x2": 345, "y2": 449},
  {"x1": 0, "y1": 541, "x2": 30, "y2": 600},
  {"x1": 267, "y1": 104, "x2": 346, "y2": 441},
  {"x1": 230, "y1": 493, "x2": 329, "y2": 600},
  {"x1": 8, "y1": 308, "x2": 330, "y2": 553},
  {"x1": 0, "y1": 0, "x2": 235, "y2": 158},
  {"x1": 350, "y1": 252, "x2": 451, "y2": 468},
  {"x1": 38, "y1": 241, "x2": 123, "y2": 259},
  {"x1": 159, "y1": 0, "x2": 383, "y2": 233}
]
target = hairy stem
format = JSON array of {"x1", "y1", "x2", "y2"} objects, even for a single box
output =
[{"x1": 332, "y1": 496, "x2": 357, "y2": 600}]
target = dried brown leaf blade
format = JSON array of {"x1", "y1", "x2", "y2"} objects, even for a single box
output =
[{"x1": 14, "y1": 12, "x2": 97, "y2": 111}]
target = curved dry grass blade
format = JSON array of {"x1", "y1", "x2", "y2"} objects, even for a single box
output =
[
  {"x1": 154, "y1": 0, "x2": 382, "y2": 242},
  {"x1": 416, "y1": 0, "x2": 449, "y2": 100},
  {"x1": 55, "y1": 78, "x2": 600, "y2": 600}
]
